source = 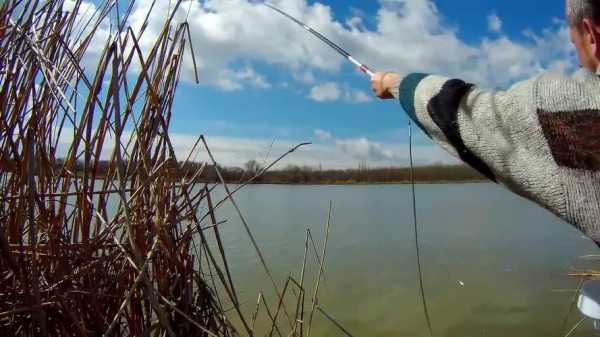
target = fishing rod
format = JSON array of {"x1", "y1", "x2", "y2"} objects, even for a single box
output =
[
  {"x1": 263, "y1": 3, "x2": 434, "y2": 337},
  {"x1": 263, "y1": 2, "x2": 374, "y2": 78}
]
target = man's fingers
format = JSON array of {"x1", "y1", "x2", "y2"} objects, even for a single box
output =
[
  {"x1": 372, "y1": 72, "x2": 398, "y2": 99},
  {"x1": 370, "y1": 71, "x2": 400, "y2": 99}
]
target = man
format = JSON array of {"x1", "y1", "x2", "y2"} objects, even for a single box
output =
[{"x1": 371, "y1": 0, "x2": 600, "y2": 243}]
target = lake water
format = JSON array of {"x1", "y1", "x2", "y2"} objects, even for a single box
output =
[{"x1": 210, "y1": 183, "x2": 600, "y2": 337}]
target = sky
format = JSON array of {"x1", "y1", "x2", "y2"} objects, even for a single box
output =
[{"x1": 71, "y1": 0, "x2": 577, "y2": 169}]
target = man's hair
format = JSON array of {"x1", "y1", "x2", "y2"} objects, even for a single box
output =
[{"x1": 567, "y1": 0, "x2": 600, "y2": 26}]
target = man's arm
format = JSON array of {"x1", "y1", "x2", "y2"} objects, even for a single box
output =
[
  {"x1": 372, "y1": 72, "x2": 576, "y2": 223},
  {"x1": 376, "y1": 71, "x2": 600, "y2": 243},
  {"x1": 373, "y1": 72, "x2": 540, "y2": 184}
]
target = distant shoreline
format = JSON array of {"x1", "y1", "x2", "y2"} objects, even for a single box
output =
[
  {"x1": 239, "y1": 179, "x2": 489, "y2": 186},
  {"x1": 29, "y1": 161, "x2": 488, "y2": 186}
]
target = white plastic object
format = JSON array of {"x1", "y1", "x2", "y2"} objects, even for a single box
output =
[{"x1": 578, "y1": 280, "x2": 600, "y2": 331}]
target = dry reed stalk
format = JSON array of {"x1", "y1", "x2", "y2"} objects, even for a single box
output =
[
  {"x1": 568, "y1": 272, "x2": 600, "y2": 277},
  {"x1": 0, "y1": 1, "x2": 354, "y2": 337},
  {"x1": 315, "y1": 306, "x2": 355, "y2": 337},
  {"x1": 306, "y1": 201, "x2": 332, "y2": 337},
  {"x1": 1, "y1": 1, "x2": 233, "y2": 335}
]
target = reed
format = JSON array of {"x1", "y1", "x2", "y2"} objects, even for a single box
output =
[{"x1": 0, "y1": 1, "x2": 342, "y2": 337}]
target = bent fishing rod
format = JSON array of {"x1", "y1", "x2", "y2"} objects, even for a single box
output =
[
  {"x1": 263, "y1": 2, "x2": 374, "y2": 78},
  {"x1": 263, "y1": 3, "x2": 435, "y2": 337}
]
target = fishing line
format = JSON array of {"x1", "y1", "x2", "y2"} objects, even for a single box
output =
[
  {"x1": 408, "y1": 120, "x2": 435, "y2": 337},
  {"x1": 264, "y1": 3, "x2": 434, "y2": 335}
]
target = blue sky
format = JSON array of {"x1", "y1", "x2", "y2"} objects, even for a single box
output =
[{"x1": 79, "y1": 0, "x2": 575, "y2": 169}]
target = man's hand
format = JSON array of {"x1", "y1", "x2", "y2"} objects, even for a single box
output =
[{"x1": 371, "y1": 72, "x2": 401, "y2": 100}]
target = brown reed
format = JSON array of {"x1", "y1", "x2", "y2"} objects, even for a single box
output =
[{"x1": 0, "y1": 1, "x2": 352, "y2": 336}]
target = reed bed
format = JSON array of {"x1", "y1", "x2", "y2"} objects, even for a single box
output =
[{"x1": 0, "y1": 1, "x2": 346, "y2": 336}]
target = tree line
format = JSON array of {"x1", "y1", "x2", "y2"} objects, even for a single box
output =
[{"x1": 40, "y1": 159, "x2": 486, "y2": 184}]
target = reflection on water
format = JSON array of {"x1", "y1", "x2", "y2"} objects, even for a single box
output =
[{"x1": 210, "y1": 183, "x2": 599, "y2": 337}]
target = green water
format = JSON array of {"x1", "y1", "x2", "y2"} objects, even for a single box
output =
[{"x1": 209, "y1": 183, "x2": 599, "y2": 337}]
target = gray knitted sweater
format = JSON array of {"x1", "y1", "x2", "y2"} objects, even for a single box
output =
[{"x1": 393, "y1": 70, "x2": 600, "y2": 242}]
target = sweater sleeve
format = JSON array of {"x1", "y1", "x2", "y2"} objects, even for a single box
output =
[
  {"x1": 394, "y1": 72, "x2": 600, "y2": 243},
  {"x1": 394, "y1": 73, "x2": 540, "y2": 185}
]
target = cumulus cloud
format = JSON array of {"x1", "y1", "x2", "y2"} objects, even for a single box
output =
[
  {"x1": 292, "y1": 69, "x2": 317, "y2": 84},
  {"x1": 311, "y1": 129, "x2": 458, "y2": 167},
  {"x1": 314, "y1": 129, "x2": 332, "y2": 141},
  {"x1": 308, "y1": 82, "x2": 371, "y2": 103},
  {"x1": 308, "y1": 82, "x2": 341, "y2": 102},
  {"x1": 345, "y1": 88, "x2": 372, "y2": 103},
  {"x1": 487, "y1": 13, "x2": 502, "y2": 33},
  {"x1": 126, "y1": 0, "x2": 351, "y2": 91},
  {"x1": 53, "y1": 126, "x2": 457, "y2": 169},
  {"x1": 122, "y1": 0, "x2": 576, "y2": 92},
  {"x1": 217, "y1": 67, "x2": 272, "y2": 91},
  {"x1": 335, "y1": 138, "x2": 396, "y2": 162},
  {"x1": 191, "y1": 134, "x2": 458, "y2": 169},
  {"x1": 62, "y1": 0, "x2": 112, "y2": 70}
]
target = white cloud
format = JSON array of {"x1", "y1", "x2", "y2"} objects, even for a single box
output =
[
  {"x1": 335, "y1": 138, "x2": 396, "y2": 162},
  {"x1": 62, "y1": 0, "x2": 111, "y2": 70},
  {"x1": 52, "y1": 126, "x2": 457, "y2": 169},
  {"x1": 346, "y1": 89, "x2": 372, "y2": 103},
  {"x1": 292, "y1": 69, "x2": 316, "y2": 84},
  {"x1": 217, "y1": 67, "x2": 272, "y2": 91},
  {"x1": 123, "y1": 0, "x2": 576, "y2": 92},
  {"x1": 126, "y1": 0, "x2": 351, "y2": 91},
  {"x1": 191, "y1": 134, "x2": 458, "y2": 169},
  {"x1": 314, "y1": 129, "x2": 332, "y2": 141},
  {"x1": 310, "y1": 129, "x2": 459, "y2": 168},
  {"x1": 308, "y1": 82, "x2": 371, "y2": 103},
  {"x1": 308, "y1": 82, "x2": 341, "y2": 102},
  {"x1": 487, "y1": 13, "x2": 502, "y2": 33}
]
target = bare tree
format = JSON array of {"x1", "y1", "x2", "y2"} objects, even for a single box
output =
[{"x1": 244, "y1": 160, "x2": 263, "y2": 175}]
